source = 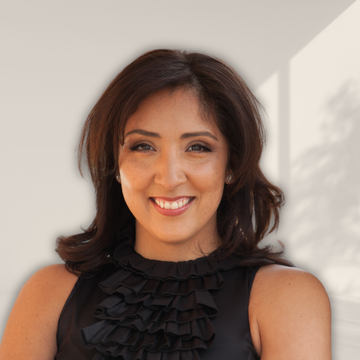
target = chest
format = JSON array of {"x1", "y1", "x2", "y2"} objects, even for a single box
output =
[{"x1": 56, "y1": 267, "x2": 259, "y2": 360}]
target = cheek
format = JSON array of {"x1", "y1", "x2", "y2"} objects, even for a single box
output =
[
  {"x1": 194, "y1": 160, "x2": 226, "y2": 204},
  {"x1": 119, "y1": 159, "x2": 152, "y2": 204}
]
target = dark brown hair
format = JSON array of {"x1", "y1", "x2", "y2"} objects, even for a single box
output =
[{"x1": 56, "y1": 49, "x2": 292, "y2": 275}]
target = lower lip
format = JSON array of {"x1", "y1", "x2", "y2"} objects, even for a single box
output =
[{"x1": 150, "y1": 198, "x2": 195, "y2": 217}]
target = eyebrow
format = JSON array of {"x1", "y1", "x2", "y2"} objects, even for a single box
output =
[{"x1": 124, "y1": 129, "x2": 218, "y2": 141}]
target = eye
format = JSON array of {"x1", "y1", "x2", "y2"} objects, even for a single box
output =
[
  {"x1": 187, "y1": 144, "x2": 211, "y2": 152},
  {"x1": 130, "y1": 143, "x2": 155, "y2": 152}
]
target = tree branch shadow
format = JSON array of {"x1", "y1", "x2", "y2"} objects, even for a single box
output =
[{"x1": 290, "y1": 80, "x2": 360, "y2": 297}]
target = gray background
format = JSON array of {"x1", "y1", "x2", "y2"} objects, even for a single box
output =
[{"x1": 1, "y1": 0, "x2": 359, "y2": 358}]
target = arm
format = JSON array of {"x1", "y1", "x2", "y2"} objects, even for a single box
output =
[
  {"x1": 0, "y1": 264, "x2": 78, "y2": 360},
  {"x1": 249, "y1": 265, "x2": 331, "y2": 360}
]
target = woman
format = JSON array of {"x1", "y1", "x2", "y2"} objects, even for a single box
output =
[{"x1": 0, "y1": 50, "x2": 331, "y2": 359}]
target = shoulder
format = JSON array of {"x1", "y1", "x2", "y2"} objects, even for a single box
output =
[
  {"x1": 17, "y1": 264, "x2": 79, "y2": 312},
  {"x1": 25, "y1": 263, "x2": 79, "y2": 292},
  {"x1": 251, "y1": 264, "x2": 330, "y2": 307},
  {"x1": 249, "y1": 265, "x2": 331, "y2": 360},
  {"x1": 0, "y1": 264, "x2": 78, "y2": 360},
  {"x1": 252, "y1": 263, "x2": 327, "y2": 295}
]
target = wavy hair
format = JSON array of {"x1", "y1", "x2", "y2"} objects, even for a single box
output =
[{"x1": 56, "y1": 49, "x2": 292, "y2": 275}]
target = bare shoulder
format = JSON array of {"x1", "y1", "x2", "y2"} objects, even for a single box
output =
[
  {"x1": 249, "y1": 265, "x2": 331, "y2": 360},
  {"x1": 252, "y1": 264, "x2": 328, "y2": 298},
  {"x1": 15, "y1": 264, "x2": 79, "y2": 316},
  {"x1": 0, "y1": 264, "x2": 78, "y2": 360},
  {"x1": 26, "y1": 263, "x2": 79, "y2": 293}
]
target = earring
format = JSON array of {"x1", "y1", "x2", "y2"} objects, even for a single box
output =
[
  {"x1": 226, "y1": 174, "x2": 232, "y2": 182},
  {"x1": 116, "y1": 174, "x2": 121, "y2": 183}
]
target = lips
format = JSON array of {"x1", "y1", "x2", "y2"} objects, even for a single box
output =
[
  {"x1": 151, "y1": 197, "x2": 193, "y2": 210},
  {"x1": 150, "y1": 196, "x2": 195, "y2": 215},
  {"x1": 151, "y1": 196, "x2": 194, "y2": 201}
]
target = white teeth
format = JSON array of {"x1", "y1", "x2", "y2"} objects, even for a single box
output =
[
  {"x1": 153, "y1": 197, "x2": 192, "y2": 210},
  {"x1": 154, "y1": 199, "x2": 165, "y2": 208}
]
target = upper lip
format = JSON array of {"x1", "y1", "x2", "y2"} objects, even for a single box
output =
[{"x1": 150, "y1": 196, "x2": 194, "y2": 201}]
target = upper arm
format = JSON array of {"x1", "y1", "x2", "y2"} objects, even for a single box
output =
[
  {"x1": 249, "y1": 265, "x2": 331, "y2": 360},
  {"x1": 0, "y1": 264, "x2": 78, "y2": 360}
]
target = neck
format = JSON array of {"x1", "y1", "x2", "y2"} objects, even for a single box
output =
[{"x1": 134, "y1": 224, "x2": 220, "y2": 262}]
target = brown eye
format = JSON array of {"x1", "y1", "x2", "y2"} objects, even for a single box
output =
[
  {"x1": 187, "y1": 144, "x2": 211, "y2": 152},
  {"x1": 130, "y1": 144, "x2": 155, "y2": 152}
]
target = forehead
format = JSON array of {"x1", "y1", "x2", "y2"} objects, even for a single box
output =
[{"x1": 124, "y1": 88, "x2": 220, "y2": 135}]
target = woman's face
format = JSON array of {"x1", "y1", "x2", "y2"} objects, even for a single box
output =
[{"x1": 118, "y1": 88, "x2": 230, "y2": 260}]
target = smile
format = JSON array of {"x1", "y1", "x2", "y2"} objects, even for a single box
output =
[
  {"x1": 150, "y1": 197, "x2": 195, "y2": 216},
  {"x1": 152, "y1": 197, "x2": 193, "y2": 209}
]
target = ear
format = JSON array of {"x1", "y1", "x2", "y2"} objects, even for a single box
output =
[
  {"x1": 225, "y1": 151, "x2": 235, "y2": 184},
  {"x1": 225, "y1": 173, "x2": 233, "y2": 184}
]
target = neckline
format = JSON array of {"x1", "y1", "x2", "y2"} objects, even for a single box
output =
[{"x1": 112, "y1": 228, "x2": 241, "y2": 280}]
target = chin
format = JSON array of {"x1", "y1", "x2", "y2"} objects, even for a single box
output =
[{"x1": 151, "y1": 229, "x2": 192, "y2": 244}]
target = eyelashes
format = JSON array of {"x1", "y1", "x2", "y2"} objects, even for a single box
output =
[
  {"x1": 187, "y1": 144, "x2": 211, "y2": 152},
  {"x1": 130, "y1": 144, "x2": 154, "y2": 152},
  {"x1": 130, "y1": 143, "x2": 212, "y2": 153}
]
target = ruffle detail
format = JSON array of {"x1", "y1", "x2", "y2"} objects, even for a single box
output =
[
  {"x1": 81, "y1": 232, "x2": 240, "y2": 359},
  {"x1": 112, "y1": 234, "x2": 239, "y2": 281}
]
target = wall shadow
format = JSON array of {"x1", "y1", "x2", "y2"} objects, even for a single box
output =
[{"x1": 289, "y1": 80, "x2": 360, "y2": 297}]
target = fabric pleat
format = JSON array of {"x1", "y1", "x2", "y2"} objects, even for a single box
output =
[{"x1": 81, "y1": 232, "x2": 241, "y2": 360}]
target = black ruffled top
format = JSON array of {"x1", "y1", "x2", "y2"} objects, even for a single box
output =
[{"x1": 56, "y1": 232, "x2": 260, "y2": 360}]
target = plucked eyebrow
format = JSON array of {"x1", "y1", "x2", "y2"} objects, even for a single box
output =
[{"x1": 124, "y1": 129, "x2": 218, "y2": 141}]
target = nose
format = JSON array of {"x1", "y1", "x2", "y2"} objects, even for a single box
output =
[{"x1": 154, "y1": 149, "x2": 186, "y2": 189}]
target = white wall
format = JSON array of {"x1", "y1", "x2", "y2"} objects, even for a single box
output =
[
  {"x1": 257, "y1": 3, "x2": 360, "y2": 356},
  {"x1": 0, "y1": 1, "x2": 358, "y2": 358}
]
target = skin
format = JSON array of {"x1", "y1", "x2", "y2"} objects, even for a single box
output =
[
  {"x1": 0, "y1": 265, "x2": 78, "y2": 360},
  {"x1": 0, "y1": 88, "x2": 331, "y2": 359},
  {"x1": 118, "y1": 88, "x2": 231, "y2": 261},
  {"x1": 249, "y1": 265, "x2": 332, "y2": 359}
]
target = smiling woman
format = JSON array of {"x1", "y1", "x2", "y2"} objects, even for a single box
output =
[
  {"x1": 119, "y1": 88, "x2": 230, "y2": 261},
  {"x1": 0, "y1": 50, "x2": 331, "y2": 360}
]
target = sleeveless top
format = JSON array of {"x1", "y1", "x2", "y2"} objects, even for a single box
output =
[{"x1": 55, "y1": 232, "x2": 260, "y2": 360}]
